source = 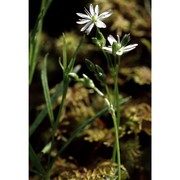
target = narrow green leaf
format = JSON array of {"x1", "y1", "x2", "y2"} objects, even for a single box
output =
[
  {"x1": 49, "y1": 107, "x2": 108, "y2": 168},
  {"x1": 62, "y1": 33, "x2": 67, "y2": 69},
  {"x1": 29, "y1": 82, "x2": 63, "y2": 137},
  {"x1": 66, "y1": 35, "x2": 85, "y2": 74},
  {"x1": 29, "y1": 7, "x2": 45, "y2": 85},
  {"x1": 41, "y1": 54, "x2": 54, "y2": 125},
  {"x1": 29, "y1": 144, "x2": 46, "y2": 177},
  {"x1": 29, "y1": 168, "x2": 45, "y2": 178},
  {"x1": 30, "y1": 66, "x2": 81, "y2": 137},
  {"x1": 29, "y1": 0, "x2": 53, "y2": 84},
  {"x1": 118, "y1": 96, "x2": 132, "y2": 106}
]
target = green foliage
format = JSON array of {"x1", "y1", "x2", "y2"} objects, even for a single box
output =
[
  {"x1": 29, "y1": 0, "x2": 53, "y2": 84},
  {"x1": 29, "y1": 144, "x2": 46, "y2": 178},
  {"x1": 29, "y1": 82, "x2": 64, "y2": 137},
  {"x1": 30, "y1": 32, "x2": 85, "y2": 177},
  {"x1": 41, "y1": 54, "x2": 54, "y2": 125}
]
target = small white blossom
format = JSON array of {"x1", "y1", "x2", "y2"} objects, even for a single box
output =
[
  {"x1": 76, "y1": 4, "x2": 112, "y2": 35},
  {"x1": 103, "y1": 34, "x2": 138, "y2": 56}
]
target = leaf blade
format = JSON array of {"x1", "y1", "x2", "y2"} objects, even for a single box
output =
[
  {"x1": 41, "y1": 54, "x2": 54, "y2": 125},
  {"x1": 29, "y1": 144, "x2": 46, "y2": 177}
]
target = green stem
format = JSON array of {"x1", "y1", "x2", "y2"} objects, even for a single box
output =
[
  {"x1": 104, "y1": 70, "x2": 121, "y2": 180},
  {"x1": 105, "y1": 84, "x2": 111, "y2": 103},
  {"x1": 110, "y1": 54, "x2": 121, "y2": 180},
  {"x1": 111, "y1": 109, "x2": 121, "y2": 180},
  {"x1": 53, "y1": 78, "x2": 69, "y2": 133},
  {"x1": 102, "y1": 50, "x2": 114, "y2": 72},
  {"x1": 116, "y1": 55, "x2": 121, "y2": 127}
]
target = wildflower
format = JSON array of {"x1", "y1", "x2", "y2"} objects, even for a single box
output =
[
  {"x1": 76, "y1": 4, "x2": 112, "y2": 35},
  {"x1": 103, "y1": 34, "x2": 138, "y2": 56}
]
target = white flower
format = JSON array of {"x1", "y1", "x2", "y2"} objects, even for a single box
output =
[
  {"x1": 103, "y1": 34, "x2": 138, "y2": 56},
  {"x1": 76, "y1": 4, "x2": 112, "y2": 35}
]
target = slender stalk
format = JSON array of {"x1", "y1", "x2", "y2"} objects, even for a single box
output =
[
  {"x1": 116, "y1": 55, "x2": 121, "y2": 127},
  {"x1": 47, "y1": 78, "x2": 70, "y2": 169},
  {"x1": 111, "y1": 109, "x2": 121, "y2": 180},
  {"x1": 53, "y1": 78, "x2": 70, "y2": 134},
  {"x1": 105, "y1": 84, "x2": 111, "y2": 103},
  {"x1": 100, "y1": 46, "x2": 122, "y2": 179}
]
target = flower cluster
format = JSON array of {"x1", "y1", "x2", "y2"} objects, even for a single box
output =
[{"x1": 76, "y1": 4, "x2": 137, "y2": 55}]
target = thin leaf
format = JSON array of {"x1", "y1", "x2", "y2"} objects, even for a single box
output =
[
  {"x1": 29, "y1": 168, "x2": 45, "y2": 178},
  {"x1": 66, "y1": 35, "x2": 85, "y2": 74},
  {"x1": 62, "y1": 33, "x2": 67, "y2": 69},
  {"x1": 41, "y1": 53, "x2": 54, "y2": 125},
  {"x1": 29, "y1": 144, "x2": 46, "y2": 177},
  {"x1": 29, "y1": 7, "x2": 44, "y2": 84},
  {"x1": 49, "y1": 107, "x2": 108, "y2": 168},
  {"x1": 29, "y1": 82, "x2": 63, "y2": 137},
  {"x1": 29, "y1": 0, "x2": 53, "y2": 84},
  {"x1": 118, "y1": 96, "x2": 132, "y2": 106},
  {"x1": 30, "y1": 66, "x2": 81, "y2": 137}
]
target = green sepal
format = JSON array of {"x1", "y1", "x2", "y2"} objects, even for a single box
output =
[
  {"x1": 92, "y1": 37, "x2": 101, "y2": 47},
  {"x1": 112, "y1": 42, "x2": 119, "y2": 56},
  {"x1": 121, "y1": 33, "x2": 130, "y2": 47},
  {"x1": 92, "y1": 29, "x2": 106, "y2": 47},
  {"x1": 94, "y1": 64, "x2": 106, "y2": 84},
  {"x1": 85, "y1": 58, "x2": 95, "y2": 72},
  {"x1": 96, "y1": 30, "x2": 106, "y2": 47}
]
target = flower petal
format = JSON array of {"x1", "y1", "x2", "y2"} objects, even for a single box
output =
[
  {"x1": 102, "y1": 47, "x2": 113, "y2": 53},
  {"x1": 99, "y1": 10, "x2": 112, "y2": 20},
  {"x1": 125, "y1": 44, "x2": 138, "y2": 49},
  {"x1": 85, "y1": 23, "x2": 94, "y2": 35},
  {"x1": 81, "y1": 21, "x2": 92, "y2": 32},
  {"x1": 95, "y1": 5, "x2": 99, "y2": 15},
  {"x1": 89, "y1": 4, "x2": 95, "y2": 16},
  {"x1": 116, "y1": 51, "x2": 123, "y2": 56},
  {"x1": 107, "y1": 35, "x2": 117, "y2": 45},
  {"x1": 76, "y1": 19, "x2": 90, "y2": 24},
  {"x1": 76, "y1": 13, "x2": 91, "y2": 19},
  {"x1": 95, "y1": 20, "x2": 106, "y2": 28},
  {"x1": 123, "y1": 44, "x2": 138, "y2": 52}
]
